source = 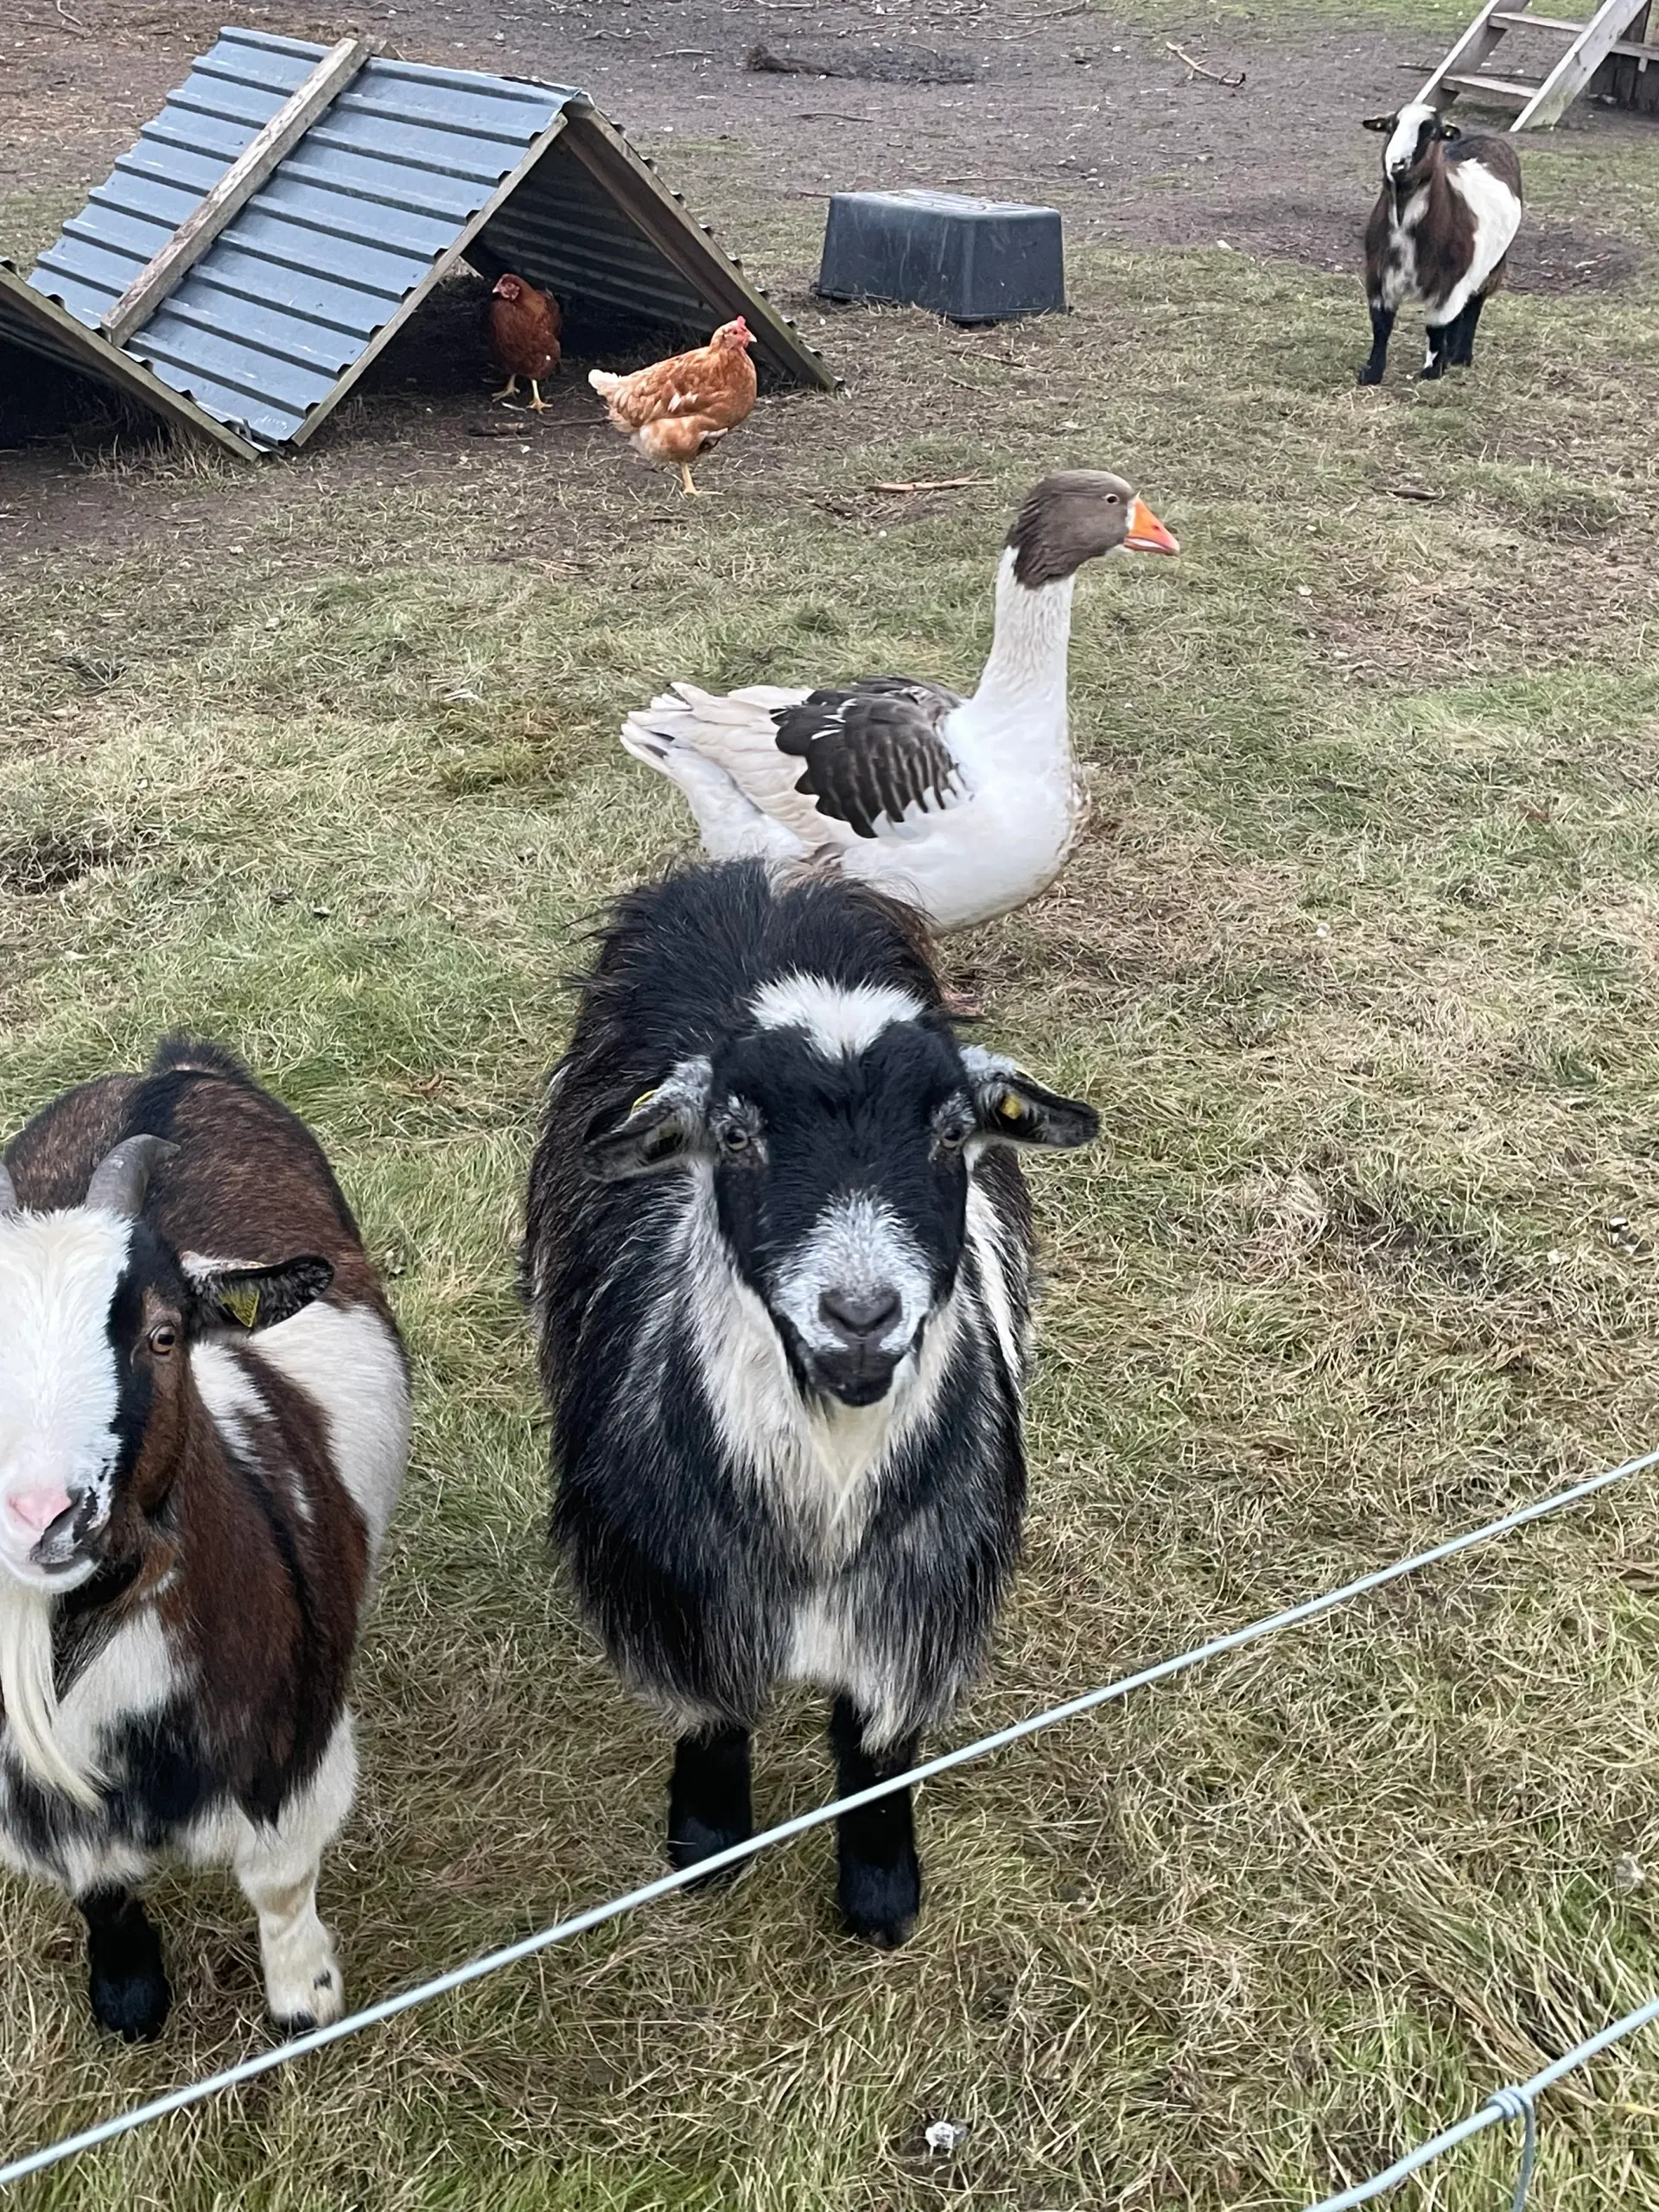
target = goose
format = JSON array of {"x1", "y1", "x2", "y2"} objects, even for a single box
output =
[{"x1": 619, "y1": 471, "x2": 1179, "y2": 933}]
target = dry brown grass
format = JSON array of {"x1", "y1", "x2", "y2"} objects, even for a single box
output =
[{"x1": 0, "y1": 108, "x2": 1657, "y2": 2212}]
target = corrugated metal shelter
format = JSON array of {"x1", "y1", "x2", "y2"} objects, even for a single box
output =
[{"x1": 3, "y1": 26, "x2": 833, "y2": 456}]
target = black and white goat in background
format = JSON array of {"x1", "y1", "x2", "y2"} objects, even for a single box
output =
[
  {"x1": 0, "y1": 1039, "x2": 409, "y2": 2039},
  {"x1": 1359, "y1": 103, "x2": 1523, "y2": 385},
  {"x1": 524, "y1": 861, "x2": 1098, "y2": 1948}
]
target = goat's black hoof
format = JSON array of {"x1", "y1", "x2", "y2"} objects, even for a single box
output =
[
  {"x1": 838, "y1": 1852, "x2": 922, "y2": 1950},
  {"x1": 1419, "y1": 362, "x2": 1446, "y2": 382},
  {"x1": 87, "y1": 1915, "x2": 171, "y2": 2043},
  {"x1": 270, "y1": 2009, "x2": 317, "y2": 2037},
  {"x1": 1357, "y1": 365, "x2": 1383, "y2": 386},
  {"x1": 667, "y1": 1815, "x2": 749, "y2": 1890}
]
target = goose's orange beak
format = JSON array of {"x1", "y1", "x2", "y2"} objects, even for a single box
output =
[{"x1": 1123, "y1": 495, "x2": 1179, "y2": 555}]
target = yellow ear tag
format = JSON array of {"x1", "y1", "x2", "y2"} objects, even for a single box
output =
[
  {"x1": 999, "y1": 1090, "x2": 1027, "y2": 1124},
  {"x1": 220, "y1": 1282, "x2": 262, "y2": 1330}
]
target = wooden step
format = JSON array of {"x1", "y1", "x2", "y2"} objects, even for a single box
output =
[
  {"x1": 1491, "y1": 10, "x2": 1587, "y2": 28},
  {"x1": 1443, "y1": 68, "x2": 1543, "y2": 93},
  {"x1": 1610, "y1": 32, "x2": 1659, "y2": 52}
]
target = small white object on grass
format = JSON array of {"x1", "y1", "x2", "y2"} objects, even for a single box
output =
[
  {"x1": 1297, "y1": 585, "x2": 1313, "y2": 598},
  {"x1": 925, "y1": 2120, "x2": 969, "y2": 2155}
]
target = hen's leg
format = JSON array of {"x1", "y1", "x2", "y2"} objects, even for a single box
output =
[
  {"x1": 528, "y1": 378, "x2": 549, "y2": 412},
  {"x1": 678, "y1": 461, "x2": 701, "y2": 496},
  {"x1": 492, "y1": 374, "x2": 519, "y2": 401}
]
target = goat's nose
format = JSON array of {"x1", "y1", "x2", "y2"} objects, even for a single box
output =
[
  {"x1": 819, "y1": 1285, "x2": 902, "y2": 1344},
  {"x1": 4, "y1": 1485, "x2": 73, "y2": 1539}
]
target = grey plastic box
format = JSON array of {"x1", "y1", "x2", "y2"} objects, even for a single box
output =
[{"x1": 817, "y1": 190, "x2": 1066, "y2": 324}]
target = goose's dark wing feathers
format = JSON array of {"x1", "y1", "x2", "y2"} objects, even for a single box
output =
[{"x1": 771, "y1": 677, "x2": 965, "y2": 840}]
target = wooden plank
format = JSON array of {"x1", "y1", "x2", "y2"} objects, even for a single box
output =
[
  {"x1": 1445, "y1": 68, "x2": 1541, "y2": 92},
  {"x1": 100, "y1": 37, "x2": 373, "y2": 346},
  {"x1": 1491, "y1": 12, "x2": 1586, "y2": 29},
  {"x1": 1418, "y1": 0, "x2": 1512, "y2": 106},
  {"x1": 1515, "y1": 0, "x2": 1649, "y2": 119}
]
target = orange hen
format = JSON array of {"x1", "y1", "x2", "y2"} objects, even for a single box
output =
[
  {"x1": 491, "y1": 271, "x2": 561, "y2": 411},
  {"x1": 588, "y1": 317, "x2": 758, "y2": 495}
]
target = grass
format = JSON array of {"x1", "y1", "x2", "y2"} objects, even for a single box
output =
[{"x1": 3, "y1": 105, "x2": 1659, "y2": 2212}]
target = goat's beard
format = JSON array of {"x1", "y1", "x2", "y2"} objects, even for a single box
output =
[{"x1": 0, "y1": 1582, "x2": 103, "y2": 1809}]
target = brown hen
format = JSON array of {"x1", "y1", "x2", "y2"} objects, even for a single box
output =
[
  {"x1": 491, "y1": 272, "x2": 561, "y2": 411},
  {"x1": 588, "y1": 317, "x2": 757, "y2": 494}
]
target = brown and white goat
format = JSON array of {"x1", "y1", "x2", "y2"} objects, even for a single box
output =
[
  {"x1": 1359, "y1": 105, "x2": 1523, "y2": 385},
  {"x1": 0, "y1": 1037, "x2": 409, "y2": 2040}
]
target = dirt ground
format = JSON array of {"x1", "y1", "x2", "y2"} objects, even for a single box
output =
[{"x1": 2, "y1": 0, "x2": 1649, "y2": 540}]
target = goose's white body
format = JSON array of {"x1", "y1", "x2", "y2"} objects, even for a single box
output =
[{"x1": 620, "y1": 553, "x2": 1085, "y2": 934}]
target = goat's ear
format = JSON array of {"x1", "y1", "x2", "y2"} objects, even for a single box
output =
[
  {"x1": 1361, "y1": 111, "x2": 1396, "y2": 131},
  {"x1": 191, "y1": 1255, "x2": 334, "y2": 1332},
  {"x1": 963, "y1": 1049, "x2": 1099, "y2": 1151},
  {"x1": 584, "y1": 1058, "x2": 713, "y2": 1181},
  {"x1": 1434, "y1": 119, "x2": 1461, "y2": 139}
]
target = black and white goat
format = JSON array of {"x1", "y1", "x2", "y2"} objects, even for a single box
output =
[
  {"x1": 1359, "y1": 104, "x2": 1523, "y2": 385},
  {"x1": 0, "y1": 1038, "x2": 409, "y2": 2040},
  {"x1": 524, "y1": 861, "x2": 1098, "y2": 1948}
]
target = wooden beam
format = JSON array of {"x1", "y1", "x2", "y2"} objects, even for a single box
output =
[{"x1": 101, "y1": 36, "x2": 374, "y2": 347}]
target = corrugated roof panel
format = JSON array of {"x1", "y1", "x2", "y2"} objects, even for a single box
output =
[
  {"x1": 86, "y1": 175, "x2": 200, "y2": 231},
  {"x1": 101, "y1": 48, "x2": 572, "y2": 444},
  {"x1": 473, "y1": 136, "x2": 712, "y2": 327},
  {"x1": 209, "y1": 210, "x2": 419, "y2": 299},
  {"x1": 194, "y1": 27, "x2": 330, "y2": 89},
  {"x1": 184, "y1": 248, "x2": 403, "y2": 334},
  {"x1": 276, "y1": 145, "x2": 499, "y2": 226},
  {"x1": 18, "y1": 28, "x2": 832, "y2": 455},
  {"x1": 346, "y1": 59, "x2": 563, "y2": 132},
  {"x1": 35, "y1": 232, "x2": 148, "y2": 297},
  {"x1": 65, "y1": 206, "x2": 176, "y2": 262},
  {"x1": 28, "y1": 27, "x2": 321, "y2": 332},
  {"x1": 305, "y1": 107, "x2": 537, "y2": 184}
]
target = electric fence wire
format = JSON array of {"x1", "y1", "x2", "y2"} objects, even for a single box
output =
[
  {"x1": 3, "y1": 1442, "x2": 1657, "y2": 2195},
  {"x1": 1304, "y1": 1992, "x2": 1659, "y2": 2211}
]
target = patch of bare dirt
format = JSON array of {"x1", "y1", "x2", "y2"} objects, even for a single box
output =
[
  {"x1": 0, "y1": 829, "x2": 124, "y2": 893},
  {"x1": 0, "y1": 0, "x2": 1649, "y2": 524}
]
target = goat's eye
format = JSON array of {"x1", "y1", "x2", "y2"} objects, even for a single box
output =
[
  {"x1": 937, "y1": 1121, "x2": 969, "y2": 1152},
  {"x1": 148, "y1": 1323, "x2": 178, "y2": 1357},
  {"x1": 721, "y1": 1125, "x2": 750, "y2": 1154}
]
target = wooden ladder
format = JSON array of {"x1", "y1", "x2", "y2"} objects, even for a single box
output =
[{"x1": 1417, "y1": 0, "x2": 1657, "y2": 127}]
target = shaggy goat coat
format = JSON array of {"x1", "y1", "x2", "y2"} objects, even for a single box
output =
[{"x1": 524, "y1": 862, "x2": 1088, "y2": 1753}]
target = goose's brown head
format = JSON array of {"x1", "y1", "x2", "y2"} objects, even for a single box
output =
[{"x1": 1006, "y1": 470, "x2": 1179, "y2": 588}]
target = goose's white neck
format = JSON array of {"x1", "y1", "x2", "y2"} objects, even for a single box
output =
[{"x1": 969, "y1": 550, "x2": 1076, "y2": 728}]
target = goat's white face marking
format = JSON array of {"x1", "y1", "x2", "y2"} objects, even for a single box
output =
[
  {"x1": 771, "y1": 1193, "x2": 934, "y2": 1370},
  {"x1": 1384, "y1": 103, "x2": 1437, "y2": 181},
  {"x1": 751, "y1": 975, "x2": 925, "y2": 1058},
  {"x1": 0, "y1": 1211, "x2": 130, "y2": 1589}
]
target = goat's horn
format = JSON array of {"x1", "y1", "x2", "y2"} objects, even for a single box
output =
[
  {"x1": 84, "y1": 1135, "x2": 177, "y2": 1220},
  {"x1": 0, "y1": 1160, "x2": 17, "y2": 1217}
]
